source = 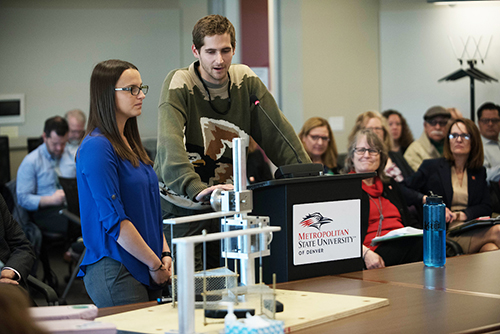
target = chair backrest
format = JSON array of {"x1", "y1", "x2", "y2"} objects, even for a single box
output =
[
  {"x1": 58, "y1": 177, "x2": 79, "y2": 217},
  {"x1": 5, "y1": 179, "x2": 42, "y2": 256},
  {"x1": 490, "y1": 181, "x2": 500, "y2": 214},
  {"x1": 0, "y1": 136, "x2": 10, "y2": 185},
  {"x1": 27, "y1": 137, "x2": 43, "y2": 153}
]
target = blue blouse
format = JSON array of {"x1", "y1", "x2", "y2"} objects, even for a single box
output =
[{"x1": 76, "y1": 128, "x2": 163, "y2": 286}]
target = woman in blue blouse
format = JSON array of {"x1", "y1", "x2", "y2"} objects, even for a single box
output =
[{"x1": 76, "y1": 59, "x2": 171, "y2": 307}]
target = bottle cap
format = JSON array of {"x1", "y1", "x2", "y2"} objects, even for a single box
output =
[{"x1": 426, "y1": 191, "x2": 443, "y2": 204}]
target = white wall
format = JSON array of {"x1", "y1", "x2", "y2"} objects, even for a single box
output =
[
  {"x1": 380, "y1": 0, "x2": 500, "y2": 138},
  {"x1": 280, "y1": 0, "x2": 381, "y2": 152},
  {"x1": 0, "y1": 0, "x2": 207, "y2": 142}
]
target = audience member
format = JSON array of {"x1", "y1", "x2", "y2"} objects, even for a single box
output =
[
  {"x1": 16, "y1": 116, "x2": 74, "y2": 235},
  {"x1": 348, "y1": 111, "x2": 413, "y2": 181},
  {"x1": 154, "y1": 15, "x2": 310, "y2": 271},
  {"x1": 476, "y1": 102, "x2": 500, "y2": 183},
  {"x1": 404, "y1": 106, "x2": 451, "y2": 171},
  {"x1": 382, "y1": 109, "x2": 414, "y2": 155},
  {"x1": 406, "y1": 118, "x2": 499, "y2": 253},
  {"x1": 76, "y1": 59, "x2": 171, "y2": 307},
  {"x1": 298, "y1": 117, "x2": 339, "y2": 175},
  {"x1": 64, "y1": 109, "x2": 86, "y2": 159},
  {"x1": 345, "y1": 129, "x2": 422, "y2": 269},
  {"x1": 0, "y1": 284, "x2": 47, "y2": 334},
  {"x1": 0, "y1": 193, "x2": 36, "y2": 291},
  {"x1": 447, "y1": 107, "x2": 464, "y2": 120}
]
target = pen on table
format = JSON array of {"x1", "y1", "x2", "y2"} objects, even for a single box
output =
[{"x1": 157, "y1": 297, "x2": 172, "y2": 304}]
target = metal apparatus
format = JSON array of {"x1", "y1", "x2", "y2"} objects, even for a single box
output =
[{"x1": 164, "y1": 137, "x2": 279, "y2": 334}]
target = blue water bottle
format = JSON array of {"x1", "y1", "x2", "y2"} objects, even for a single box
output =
[{"x1": 423, "y1": 193, "x2": 446, "y2": 267}]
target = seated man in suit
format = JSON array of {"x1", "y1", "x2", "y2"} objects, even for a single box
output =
[
  {"x1": 0, "y1": 193, "x2": 36, "y2": 290},
  {"x1": 477, "y1": 102, "x2": 500, "y2": 183},
  {"x1": 17, "y1": 116, "x2": 75, "y2": 235}
]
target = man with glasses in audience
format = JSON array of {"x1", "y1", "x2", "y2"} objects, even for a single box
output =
[
  {"x1": 477, "y1": 102, "x2": 500, "y2": 183},
  {"x1": 404, "y1": 106, "x2": 451, "y2": 171}
]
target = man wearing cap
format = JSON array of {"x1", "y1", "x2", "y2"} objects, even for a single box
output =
[{"x1": 404, "y1": 106, "x2": 451, "y2": 171}]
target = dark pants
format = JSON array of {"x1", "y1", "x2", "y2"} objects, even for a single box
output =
[{"x1": 374, "y1": 236, "x2": 423, "y2": 267}]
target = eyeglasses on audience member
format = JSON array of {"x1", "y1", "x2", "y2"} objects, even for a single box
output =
[
  {"x1": 308, "y1": 135, "x2": 330, "y2": 142},
  {"x1": 115, "y1": 85, "x2": 149, "y2": 96},
  {"x1": 426, "y1": 119, "x2": 448, "y2": 127},
  {"x1": 479, "y1": 118, "x2": 500, "y2": 125},
  {"x1": 364, "y1": 126, "x2": 384, "y2": 133},
  {"x1": 353, "y1": 147, "x2": 380, "y2": 156},
  {"x1": 448, "y1": 133, "x2": 470, "y2": 141}
]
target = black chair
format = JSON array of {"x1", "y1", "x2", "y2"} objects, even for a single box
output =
[
  {"x1": 58, "y1": 176, "x2": 84, "y2": 304},
  {"x1": 0, "y1": 135, "x2": 10, "y2": 185},
  {"x1": 336, "y1": 152, "x2": 348, "y2": 171},
  {"x1": 8, "y1": 178, "x2": 67, "y2": 289},
  {"x1": 27, "y1": 137, "x2": 43, "y2": 153},
  {"x1": 5, "y1": 179, "x2": 43, "y2": 271},
  {"x1": 490, "y1": 181, "x2": 500, "y2": 215},
  {"x1": 446, "y1": 239, "x2": 464, "y2": 257},
  {"x1": 28, "y1": 275, "x2": 59, "y2": 306}
]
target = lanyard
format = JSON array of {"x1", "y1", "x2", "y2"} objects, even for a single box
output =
[
  {"x1": 194, "y1": 62, "x2": 231, "y2": 115},
  {"x1": 368, "y1": 194, "x2": 384, "y2": 237}
]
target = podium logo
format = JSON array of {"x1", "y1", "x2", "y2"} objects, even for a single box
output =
[{"x1": 299, "y1": 212, "x2": 333, "y2": 231}]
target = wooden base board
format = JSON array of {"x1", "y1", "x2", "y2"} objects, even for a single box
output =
[{"x1": 97, "y1": 289, "x2": 389, "y2": 333}]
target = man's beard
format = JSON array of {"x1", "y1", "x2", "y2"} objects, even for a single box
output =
[{"x1": 67, "y1": 139, "x2": 80, "y2": 146}]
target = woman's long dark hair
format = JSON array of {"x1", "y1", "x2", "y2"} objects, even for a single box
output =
[
  {"x1": 382, "y1": 109, "x2": 414, "y2": 151},
  {"x1": 443, "y1": 118, "x2": 484, "y2": 170},
  {"x1": 85, "y1": 59, "x2": 152, "y2": 167}
]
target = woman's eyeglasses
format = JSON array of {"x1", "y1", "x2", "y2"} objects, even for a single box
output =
[
  {"x1": 448, "y1": 133, "x2": 470, "y2": 141},
  {"x1": 353, "y1": 147, "x2": 380, "y2": 156},
  {"x1": 115, "y1": 85, "x2": 149, "y2": 96},
  {"x1": 308, "y1": 135, "x2": 330, "y2": 142}
]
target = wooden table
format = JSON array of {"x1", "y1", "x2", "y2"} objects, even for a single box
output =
[
  {"x1": 339, "y1": 251, "x2": 500, "y2": 298},
  {"x1": 98, "y1": 252, "x2": 500, "y2": 333}
]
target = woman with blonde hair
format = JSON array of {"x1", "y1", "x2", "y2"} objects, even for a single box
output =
[{"x1": 299, "y1": 117, "x2": 339, "y2": 175}]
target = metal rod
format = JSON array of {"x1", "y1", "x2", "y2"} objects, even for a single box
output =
[
  {"x1": 163, "y1": 210, "x2": 250, "y2": 225},
  {"x1": 232, "y1": 137, "x2": 247, "y2": 192},
  {"x1": 174, "y1": 226, "x2": 280, "y2": 244},
  {"x1": 175, "y1": 241, "x2": 195, "y2": 334}
]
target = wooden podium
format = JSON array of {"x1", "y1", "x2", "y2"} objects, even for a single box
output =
[{"x1": 248, "y1": 173, "x2": 374, "y2": 283}]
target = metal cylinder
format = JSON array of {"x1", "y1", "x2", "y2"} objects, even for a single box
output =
[{"x1": 232, "y1": 138, "x2": 247, "y2": 192}]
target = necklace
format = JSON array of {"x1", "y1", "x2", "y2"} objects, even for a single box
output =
[
  {"x1": 368, "y1": 194, "x2": 384, "y2": 237},
  {"x1": 194, "y1": 62, "x2": 232, "y2": 115}
]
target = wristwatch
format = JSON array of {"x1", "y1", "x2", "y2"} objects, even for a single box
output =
[{"x1": 161, "y1": 251, "x2": 172, "y2": 259}]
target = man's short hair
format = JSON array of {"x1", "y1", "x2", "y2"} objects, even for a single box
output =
[
  {"x1": 43, "y1": 116, "x2": 68, "y2": 137},
  {"x1": 65, "y1": 109, "x2": 86, "y2": 125},
  {"x1": 424, "y1": 106, "x2": 451, "y2": 121},
  {"x1": 477, "y1": 102, "x2": 499, "y2": 120},
  {"x1": 192, "y1": 14, "x2": 236, "y2": 51}
]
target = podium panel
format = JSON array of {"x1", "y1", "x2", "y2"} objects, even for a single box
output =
[{"x1": 249, "y1": 173, "x2": 373, "y2": 283}]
